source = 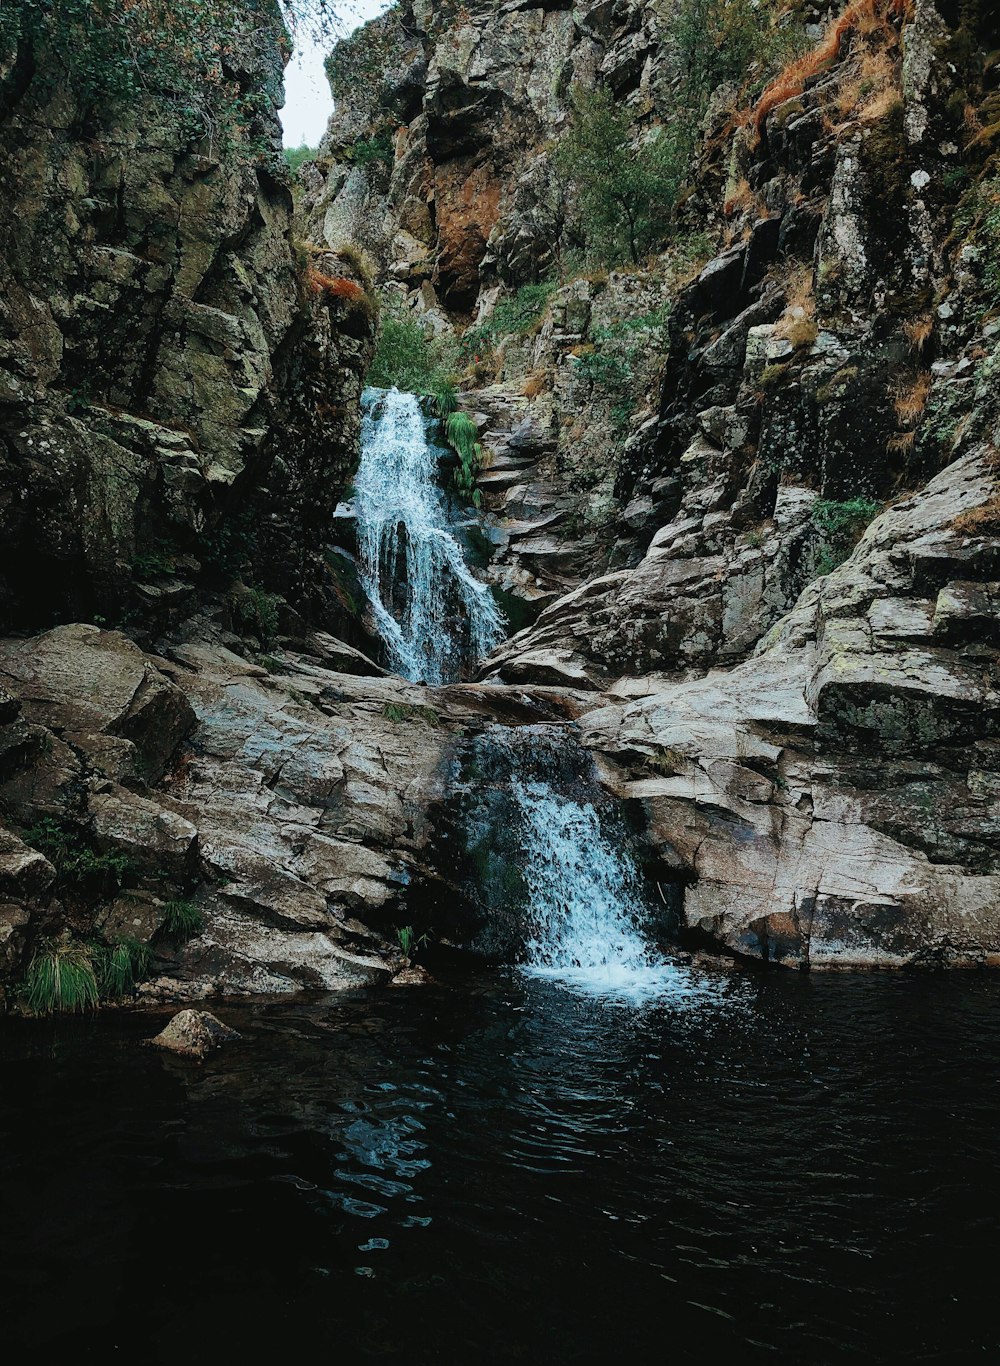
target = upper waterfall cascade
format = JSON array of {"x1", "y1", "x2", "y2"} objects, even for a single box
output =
[{"x1": 354, "y1": 388, "x2": 505, "y2": 685}]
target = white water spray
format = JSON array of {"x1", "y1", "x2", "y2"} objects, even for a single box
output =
[
  {"x1": 354, "y1": 388, "x2": 504, "y2": 684},
  {"x1": 515, "y1": 781, "x2": 682, "y2": 1002}
]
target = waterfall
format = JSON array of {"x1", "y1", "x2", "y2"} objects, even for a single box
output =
[
  {"x1": 513, "y1": 777, "x2": 681, "y2": 1003},
  {"x1": 354, "y1": 387, "x2": 504, "y2": 685},
  {"x1": 454, "y1": 727, "x2": 687, "y2": 1004}
]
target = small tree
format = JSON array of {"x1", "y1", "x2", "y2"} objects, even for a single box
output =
[{"x1": 555, "y1": 87, "x2": 687, "y2": 266}]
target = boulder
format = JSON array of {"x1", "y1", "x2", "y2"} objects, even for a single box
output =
[{"x1": 149, "y1": 1009, "x2": 241, "y2": 1059}]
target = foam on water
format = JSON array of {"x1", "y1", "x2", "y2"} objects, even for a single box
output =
[
  {"x1": 512, "y1": 774, "x2": 699, "y2": 1007},
  {"x1": 355, "y1": 387, "x2": 504, "y2": 684}
]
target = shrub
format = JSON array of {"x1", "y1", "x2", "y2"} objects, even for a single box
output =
[
  {"x1": 368, "y1": 297, "x2": 459, "y2": 395},
  {"x1": 132, "y1": 546, "x2": 176, "y2": 580},
  {"x1": 810, "y1": 497, "x2": 882, "y2": 574},
  {"x1": 24, "y1": 818, "x2": 131, "y2": 895},
  {"x1": 237, "y1": 587, "x2": 280, "y2": 640},
  {"x1": 675, "y1": 0, "x2": 802, "y2": 115},
  {"x1": 350, "y1": 132, "x2": 393, "y2": 167},
  {"x1": 21, "y1": 943, "x2": 100, "y2": 1015},
  {"x1": 159, "y1": 899, "x2": 205, "y2": 941},
  {"x1": 555, "y1": 87, "x2": 688, "y2": 265},
  {"x1": 460, "y1": 283, "x2": 557, "y2": 364}
]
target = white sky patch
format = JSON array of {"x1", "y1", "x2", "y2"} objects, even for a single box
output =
[{"x1": 280, "y1": 0, "x2": 392, "y2": 148}]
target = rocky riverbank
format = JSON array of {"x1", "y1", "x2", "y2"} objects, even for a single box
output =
[{"x1": 0, "y1": 0, "x2": 998, "y2": 1007}]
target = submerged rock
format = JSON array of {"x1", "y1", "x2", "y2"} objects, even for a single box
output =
[{"x1": 149, "y1": 1010, "x2": 241, "y2": 1060}]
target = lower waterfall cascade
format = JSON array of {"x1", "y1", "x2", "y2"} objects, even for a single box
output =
[
  {"x1": 513, "y1": 775, "x2": 688, "y2": 1003},
  {"x1": 451, "y1": 727, "x2": 693, "y2": 1003},
  {"x1": 354, "y1": 387, "x2": 505, "y2": 684}
]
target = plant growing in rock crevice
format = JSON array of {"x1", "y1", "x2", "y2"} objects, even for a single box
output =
[
  {"x1": 158, "y1": 899, "x2": 206, "y2": 943},
  {"x1": 23, "y1": 818, "x2": 131, "y2": 897},
  {"x1": 809, "y1": 497, "x2": 882, "y2": 576},
  {"x1": 445, "y1": 412, "x2": 485, "y2": 507},
  {"x1": 395, "y1": 925, "x2": 430, "y2": 960},
  {"x1": 94, "y1": 937, "x2": 152, "y2": 999},
  {"x1": 20, "y1": 942, "x2": 100, "y2": 1015}
]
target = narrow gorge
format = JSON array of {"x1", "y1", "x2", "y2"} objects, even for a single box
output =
[{"x1": 1, "y1": 0, "x2": 999, "y2": 1360}]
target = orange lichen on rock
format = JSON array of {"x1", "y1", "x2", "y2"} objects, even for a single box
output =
[{"x1": 307, "y1": 270, "x2": 367, "y2": 303}]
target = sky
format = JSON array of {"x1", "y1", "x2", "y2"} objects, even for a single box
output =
[{"x1": 279, "y1": 0, "x2": 391, "y2": 148}]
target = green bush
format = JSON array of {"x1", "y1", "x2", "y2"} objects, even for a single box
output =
[
  {"x1": 24, "y1": 818, "x2": 131, "y2": 895},
  {"x1": 350, "y1": 132, "x2": 393, "y2": 167},
  {"x1": 555, "y1": 87, "x2": 689, "y2": 266},
  {"x1": 569, "y1": 308, "x2": 669, "y2": 435},
  {"x1": 367, "y1": 298, "x2": 459, "y2": 395},
  {"x1": 21, "y1": 943, "x2": 100, "y2": 1015},
  {"x1": 237, "y1": 587, "x2": 280, "y2": 640},
  {"x1": 674, "y1": 0, "x2": 800, "y2": 115},
  {"x1": 810, "y1": 498, "x2": 882, "y2": 575},
  {"x1": 460, "y1": 283, "x2": 556, "y2": 363}
]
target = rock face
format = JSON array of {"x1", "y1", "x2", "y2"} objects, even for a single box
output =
[
  {"x1": 0, "y1": 4, "x2": 374, "y2": 640},
  {"x1": 0, "y1": 0, "x2": 999, "y2": 997},
  {"x1": 582, "y1": 448, "x2": 1000, "y2": 968}
]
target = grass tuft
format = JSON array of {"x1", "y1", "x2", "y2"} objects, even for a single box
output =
[
  {"x1": 21, "y1": 943, "x2": 100, "y2": 1015},
  {"x1": 95, "y1": 937, "x2": 152, "y2": 999},
  {"x1": 160, "y1": 899, "x2": 205, "y2": 941}
]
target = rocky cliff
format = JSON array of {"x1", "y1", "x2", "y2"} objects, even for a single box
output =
[
  {"x1": 307, "y1": 0, "x2": 1000, "y2": 968},
  {"x1": 0, "y1": 1, "x2": 414, "y2": 998},
  {"x1": 0, "y1": 0, "x2": 997, "y2": 1007}
]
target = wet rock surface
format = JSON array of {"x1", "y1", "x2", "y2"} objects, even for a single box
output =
[
  {"x1": 1, "y1": 0, "x2": 999, "y2": 995},
  {"x1": 149, "y1": 1009, "x2": 241, "y2": 1059}
]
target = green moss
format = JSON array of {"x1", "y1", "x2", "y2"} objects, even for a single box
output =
[
  {"x1": 815, "y1": 366, "x2": 859, "y2": 406},
  {"x1": 759, "y1": 362, "x2": 790, "y2": 391},
  {"x1": 383, "y1": 702, "x2": 440, "y2": 726}
]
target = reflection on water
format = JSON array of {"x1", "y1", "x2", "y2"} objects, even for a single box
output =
[{"x1": 1, "y1": 968, "x2": 999, "y2": 1364}]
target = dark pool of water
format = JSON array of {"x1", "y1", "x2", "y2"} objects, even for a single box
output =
[{"x1": 1, "y1": 966, "x2": 998, "y2": 1363}]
